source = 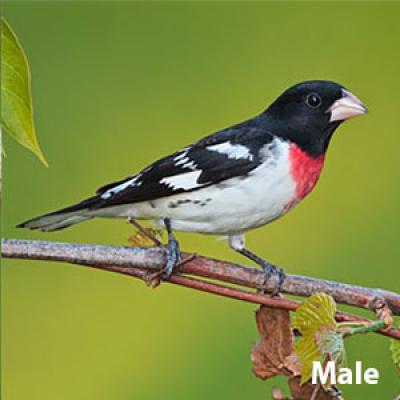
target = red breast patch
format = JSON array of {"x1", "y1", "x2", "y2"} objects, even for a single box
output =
[{"x1": 289, "y1": 144, "x2": 325, "y2": 201}]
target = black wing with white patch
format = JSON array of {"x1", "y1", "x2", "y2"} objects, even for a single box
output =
[{"x1": 93, "y1": 124, "x2": 275, "y2": 209}]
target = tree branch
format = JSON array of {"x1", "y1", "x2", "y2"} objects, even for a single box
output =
[{"x1": 2, "y1": 238, "x2": 400, "y2": 340}]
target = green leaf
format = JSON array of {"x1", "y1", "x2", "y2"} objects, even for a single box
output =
[
  {"x1": 293, "y1": 293, "x2": 336, "y2": 335},
  {"x1": 1, "y1": 17, "x2": 47, "y2": 166},
  {"x1": 128, "y1": 227, "x2": 163, "y2": 248},
  {"x1": 390, "y1": 317, "x2": 400, "y2": 374},
  {"x1": 317, "y1": 331, "x2": 346, "y2": 370},
  {"x1": 390, "y1": 340, "x2": 400, "y2": 374},
  {"x1": 295, "y1": 334, "x2": 323, "y2": 384},
  {"x1": 293, "y1": 293, "x2": 339, "y2": 385}
]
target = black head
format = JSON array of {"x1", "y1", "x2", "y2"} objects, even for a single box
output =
[{"x1": 263, "y1": 80, "x2": 367, "y2": 157}]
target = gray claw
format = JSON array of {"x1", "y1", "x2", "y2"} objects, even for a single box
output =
[
  {"x1": 162, "y1": 237, "x2": 181, "y2": 280},
  {"x1": 271, "y1": 267, "x2": 286, "y2": 296},
  {"x1": 260, "y1": 262, "x2": 286, "y2": 296}
]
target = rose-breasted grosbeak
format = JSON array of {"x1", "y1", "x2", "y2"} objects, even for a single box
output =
[{"x1": 18, "y1": 80, "x2": 367, "y2": 293}]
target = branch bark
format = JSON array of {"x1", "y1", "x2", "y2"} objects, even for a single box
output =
[{"x1": 2, "y1": 238, "x2": 400, "y2": 341}]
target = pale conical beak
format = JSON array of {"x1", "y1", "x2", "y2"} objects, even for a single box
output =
[{"x1": 329, "y1": 89, "x2": 368, "y2": 122}]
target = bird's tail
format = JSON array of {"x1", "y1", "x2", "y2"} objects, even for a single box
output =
[{"x1": 17, "y1": 196, "x2": 100, "y2": 232}]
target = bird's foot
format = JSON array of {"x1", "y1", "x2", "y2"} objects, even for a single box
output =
[
  {"x1": 162, "y1": 235, "x2": 182, "y2": 279},
  {"x1": 144, "y1": 236, "x2": 182, "y2": 288},
  {"x1": 258, "y1": 261, "x2": 286, "y2": 296}
]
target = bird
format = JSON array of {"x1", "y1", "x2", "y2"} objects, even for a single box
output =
[{"x1": 18, "y1": 80, "x2": 367, "y2": 294}]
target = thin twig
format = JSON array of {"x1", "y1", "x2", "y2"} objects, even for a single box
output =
[
  {"x1": 127, "y1": 217, "x2": 162, "y2": 246},
  {"x1": 310, "y1": 383, "x2": 322, "y2": 400},
  {"x1": 2, "y1": 238, "x2": 400, "y2": 341}
]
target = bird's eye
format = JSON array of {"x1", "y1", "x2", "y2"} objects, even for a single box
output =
[{"x1": 306, "y1": 93, "x2": 322, "y2": 109}]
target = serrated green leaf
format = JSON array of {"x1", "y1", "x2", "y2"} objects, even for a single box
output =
[
  {"x1": 293, "y1": 293, "x2": 336, "y2": 335},
  {"x1": 295, "y1": 335, "x2": 323, "y2": 384},
  {"x1": 390, "y1": 317, "x2": 400, "y2": 375},
  {"x1": 390, "y1": 340, "x2": 400, "y2": 374},
  {"x1": 1, "y1": 18, "x2": 47, "y2": 166},
  {"x1": 317, "y1": 331, "x2": 346, "y2": 370},
  {"x1": 293, "y1": 293, "x2": 339, "y2": 385}
]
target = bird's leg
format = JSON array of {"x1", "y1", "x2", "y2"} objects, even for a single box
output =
[
  {"x1": 240, "y1": 248, "x2": 286, "y2": 295},
  {"x1": 143, "y1": 219, "x2": 196, "y2": 287},
  {"x1": 127, "y1": 217, "x2": 162, "y2": 247},
  {"x1": 228, "y1": 234, "x2": 286, "y2": 296},
  {"x1": 161, "y1": 218, "x2": 182, "y2": 279}
]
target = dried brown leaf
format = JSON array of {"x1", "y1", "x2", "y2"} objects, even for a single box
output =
[
  {"x1": 284, "y1": 353, "x2": 302, "y2": 376},
  {"x1": 288, "y1": 377, "x2": 341, "y2": 400},
  {"x1": 252, "y1": 306, "x2": 300, "y2": 380},
  {"x1": 272, "y1": 387, "x2": 288, "y2": 400}
]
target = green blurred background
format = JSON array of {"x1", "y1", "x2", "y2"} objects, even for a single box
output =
[{"x1": 2, "y1": 1, "x2": 400, "y2": 399}]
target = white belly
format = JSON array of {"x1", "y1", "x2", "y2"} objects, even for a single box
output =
[{"x1": 98, "y1": 142, "x2": 297, "y2": 235}]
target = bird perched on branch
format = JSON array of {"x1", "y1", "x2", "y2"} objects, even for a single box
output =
[{"x1": 18, "y1": 80, "x2": 367, "y2": 294}]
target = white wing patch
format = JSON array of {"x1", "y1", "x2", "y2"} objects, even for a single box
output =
[
  {"x1": 173, "y1": 148, "x2": 198, "y2": 170},
  {"x1": 173, "y1": 148, "x2": 189, "y2": 162},
  {"x1": 101, "y1": 175, "x2": 142, "y2": 199},
  {"x1": 175, "y1": 156, "x2": 189, "y2": 166},
  {"x1": 160, "y1": 171, "x2": 203, "y2": 190},
  {"x1": 181, "y1": 160, "x2": 198, "y2": 170},
  {"x1": 207, "y1": 141, "x2": 254, "y2": 161}
]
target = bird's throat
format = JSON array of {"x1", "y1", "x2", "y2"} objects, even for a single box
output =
[{"x1": 289, "y1": 144, "x2": 325, "y2": 201}]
